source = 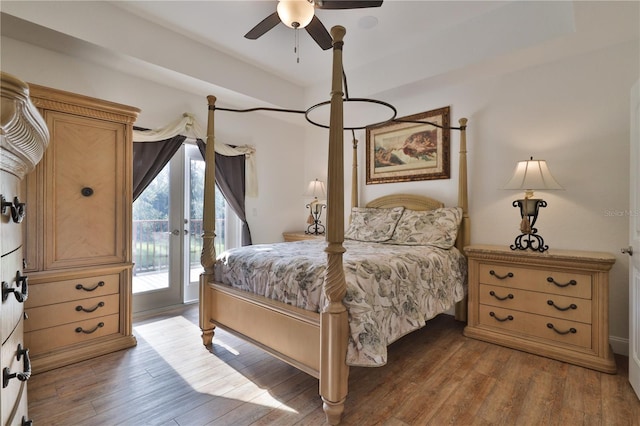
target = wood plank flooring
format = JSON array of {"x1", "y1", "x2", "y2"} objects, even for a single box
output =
[{"x1": 28, "y1": 304, "x2": 640, "y2": 425}]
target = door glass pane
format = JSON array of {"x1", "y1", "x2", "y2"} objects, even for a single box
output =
[
  {"x1": 188, "y1": 156, "x2": 205, "y2": 285},
  {"x1": 187, "y1": 156, "x2": 226, "y2": 285},
  {"x1": 132, "y1": 163, "x2": 170, "y2": 294}
]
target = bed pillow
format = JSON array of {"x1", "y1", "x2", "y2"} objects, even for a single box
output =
[
  {"x1": 386, "y1": 207, "x2": 463, "y2": 248},
  {"x1": 344, "y1": 206, "x2": 405, "y2": 242}
]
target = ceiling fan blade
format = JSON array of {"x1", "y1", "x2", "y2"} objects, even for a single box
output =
[
  {"x1": 314, "y1": 0, "x2": 383, "y2": 9},
  {"x1": 305, "y1": 15, "x2": 333, "y2": 50},
  {"x1": 244, "y1": 12, "x2": 281, "y2": 40}
]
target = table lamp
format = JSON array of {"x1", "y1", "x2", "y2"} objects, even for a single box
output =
[
  {"x1": 303, "y1": 178, "x2": 326, "y2": 235},
  {"x1": 503, "y1": 157, "x2": 563, "y2": 252}
]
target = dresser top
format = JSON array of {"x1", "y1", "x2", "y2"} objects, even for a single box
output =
[{"x1": 464, "y1": 244, "x2": 616, "y2": 269}]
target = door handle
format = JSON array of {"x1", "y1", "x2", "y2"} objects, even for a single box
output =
[
  {"x1": 622, "y1": 246, "x2": 634, "y2": 256},
  {"x1": 168, "y1": 229, "x2": 180, "y2": 236}
]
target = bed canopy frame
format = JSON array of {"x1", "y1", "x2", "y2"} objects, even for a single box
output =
[{"x1": 199, "y1": 26, "x2": 469, "y2": 425}]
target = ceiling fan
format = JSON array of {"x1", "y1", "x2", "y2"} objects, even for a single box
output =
[{"x1": 245, "y1": 0, "x2": 383, "y2": 51}]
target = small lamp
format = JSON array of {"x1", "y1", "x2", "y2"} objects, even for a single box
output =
[
  {"x1": 503, "y1": 157, "x2": 563, "y2": 252},
  {"x1": 303, "y1": 178, "x2": 326, "y2": 235}
]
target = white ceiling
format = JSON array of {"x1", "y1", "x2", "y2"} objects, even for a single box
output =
[{"x1": 1, "y1": 1, "x2": 638, "y2": 109}]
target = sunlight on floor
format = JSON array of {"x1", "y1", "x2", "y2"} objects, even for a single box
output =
[{"x1": 133, "y1": 315, "x2": 299, "y2": 414}]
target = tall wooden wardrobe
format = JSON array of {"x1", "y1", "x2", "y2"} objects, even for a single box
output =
[
  {"x1": 1, "y1": 72, "x2": 49, "y2": 426},
  {"x1": 24, "y1": 84, "x2": 140, "y2": 373}
]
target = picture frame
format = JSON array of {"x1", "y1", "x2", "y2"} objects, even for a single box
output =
[{"x1": 366, "y1": 106, "x2": 450, "y2": 184}]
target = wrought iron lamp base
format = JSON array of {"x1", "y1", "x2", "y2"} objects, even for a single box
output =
[
  {"x1": 510, "y1": 198, "x2": 549, "y2": 252},
  {"x1": 305, "y1": 202, "x2": 326, "y2": 235}
]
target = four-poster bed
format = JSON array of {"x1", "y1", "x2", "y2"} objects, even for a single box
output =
[{"x1": 199, "y1": 26, "x2": 470, "y2": 424}]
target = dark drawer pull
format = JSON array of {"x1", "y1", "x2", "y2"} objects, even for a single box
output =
[
  {"x1": 546, "y1": 277, "x2": 577, "y2": 288},
  {"x1": 81, "y1": 187, "x2": 94, "y2": 197},
  {"x1": 2, "y1": 272, "x2": 28, "y2": 303},
  {"x1": 489, "y1": 270, "x2": 514, "y2": 280},
  {"x1": 547, "y1": 323, "x2": 577, "y2": 335},
  {"x1": 2, "y1": 344, "x2": 31, "y2": 388},
  {"x1": 76, "y1": 322, "x2": 104, "y2": 334},
  {"x1": 0, "y1": 195, "x2": 26, "y2": 224},
  {"x1": 76, "y1": 281, "x2": 105, "y2": 292},
  {"x1": 547, "y1": 300, "x2": 577, "y2": 311},
  {"x1": 489, "y1": 290, "x2": 514, "y2": 301},
  {"x1": 76, "y1": 301, "x2": 105, "y2": 313},
  {"x1": 489, "y1": 311, "x2": 514, "y2": 322},
  {"x1": 22, "y1": 416, "x2": 33, "y2": 426}
]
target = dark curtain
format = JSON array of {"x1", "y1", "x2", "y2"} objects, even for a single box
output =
[
  {"x1": 132, "y1": 133, "x2": 185, "y2": 201},
  {"x1": 196, "y1": 139, "x2": 253, "y2": 246}
]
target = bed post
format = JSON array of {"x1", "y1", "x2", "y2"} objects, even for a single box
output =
[
  {"x1": 455, "y1": 118, "x2": 469, "y2": 322},
  {"x1": 199, "y1": 95, "x2": 217, "y2": 346},
  {"x1": 321, "y1": 25, "x2": 349, "y2": 426}
]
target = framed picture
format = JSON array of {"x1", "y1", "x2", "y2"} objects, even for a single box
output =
[{"x1": 366, "y1": 106, "x2": 450, "y2": 184}]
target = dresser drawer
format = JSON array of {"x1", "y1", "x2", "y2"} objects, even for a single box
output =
[
  {"x1": 478, "y1": 304, "x2": 592, "y2": 349},
  {"x1": 479, "y1": 263, "x2": 592, "y2": 299},
  {"x1": 1, "y1": 248, "x2": 27, "y2": 343},
  {"x1": 25, "y1": 313, "x2": 119, "y2": 354},
  {"x1": 1, "y1": 319, "x2": 29, "y2": 426},
  {"x1": 27, "y1": 273, "x2": 119, "y2": 308},
  {"x1": 479, "y1": 284, "x2": 592, "y2": 324},
  {"x1": 25, "y1": 293, "x2": 120, "y2": 332}
]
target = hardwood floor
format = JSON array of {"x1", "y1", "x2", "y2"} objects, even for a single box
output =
[{"x1": 28, "y1": 304, "x2": 640, "y2": 425}]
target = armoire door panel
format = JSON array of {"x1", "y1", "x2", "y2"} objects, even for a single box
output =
[{"x1": 44, "y1": 112, "x2": 126, "y2": 269}]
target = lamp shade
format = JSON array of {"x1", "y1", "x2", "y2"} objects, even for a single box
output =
[
  {"x1": 304, "y1": 178, "x2": 327, "y2": 199},
  {"x1": 503, "y1": 158, "x2": 563, "y2": 192},
  {"x1": 277, "y1": 0, "x2": 315, "y2": 29}
]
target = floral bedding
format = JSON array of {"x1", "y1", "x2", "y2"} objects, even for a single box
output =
[{"x1": 214, "y1": 239, "x2": 467, "y2": 367}]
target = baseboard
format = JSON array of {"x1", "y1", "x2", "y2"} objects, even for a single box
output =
[{"x1": 610, "y1": 335, "x2": 629, "y2": 356}]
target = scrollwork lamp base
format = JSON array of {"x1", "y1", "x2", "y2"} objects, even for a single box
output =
[{"x1": 510, "y1": 198, "x2": 548, "y2": 253}]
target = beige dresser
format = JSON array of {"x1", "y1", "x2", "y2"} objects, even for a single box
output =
[
  {"x1": 282, "y1": 231, "x2": 325, "y2": 242},
  {"x1": 1, "y1": 73, "x2": 49, "y2": 426},
  {"x1": 464, "y1": 244, "x2": 616, "y2": 373},
  {"x1": 23, "y1": 84, "x2": 140, "y2": 373}
]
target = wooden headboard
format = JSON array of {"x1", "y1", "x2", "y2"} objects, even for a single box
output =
[{"x1": 366, "y1": 193, "x2": 444, "y2": 211}]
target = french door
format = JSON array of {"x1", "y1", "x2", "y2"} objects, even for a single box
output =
[{"x1": 132, "y1": 144, "x2": 206, "y2": 313}]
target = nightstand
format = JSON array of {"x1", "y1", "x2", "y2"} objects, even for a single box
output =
[
  {"x1": 463, "y1": 244, "x2": 616, "y2": 373},
  {"x1": 282, "y1": 231, "x2": 325, "y2": 242}
]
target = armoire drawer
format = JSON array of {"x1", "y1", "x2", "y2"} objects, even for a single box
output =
[
  {"x1": 478, "y1": 284, "x2": 592, "y2": 324},
  {"x1": 1, "y1": 318, "x2": 29, "y2": 426},
  {"x1": 25, "y1": 293, "x2": 120, "y2": 332},
  {"x1": 478, "y1": 304, "x2": 592, "y2": 350},
  {"x1": 1, "y1": 249, "x2": 27, "y2": 343},
  {"x1": 27, "y1": 273, "x2": 120, "y2": 308},
  {"x1": 478, "y1": 263, "x2": 592, "y2": 299},
  {"x1": 25, "y1": 313, "x2": 120, "y2": 354}
]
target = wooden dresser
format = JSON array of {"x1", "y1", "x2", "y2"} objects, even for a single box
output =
[
  {"x1": 23, "y1": 84, "x2": 140, "y2": 373},
  {"x1": 282, "y1": 231, "x2": 325, "y2": 242},
  {"x1": 464, "y1": 244, "x2": 617, "y2": 373},
  {"x1": 1, "y1": 73, "x2": 49, "y2": 426}
]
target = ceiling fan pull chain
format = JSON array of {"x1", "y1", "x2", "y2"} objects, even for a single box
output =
[{"x1": 295, "y1": 27, "x2": 300, "y2": 63}]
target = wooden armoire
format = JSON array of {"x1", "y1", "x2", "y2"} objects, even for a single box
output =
[{"x1": 24, "y1": 84, "x2": 140, "y2": 373}]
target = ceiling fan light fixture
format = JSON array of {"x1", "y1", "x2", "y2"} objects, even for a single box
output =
[{"x1": 277, "y1": 0, "x2": 315, "y2": 29}]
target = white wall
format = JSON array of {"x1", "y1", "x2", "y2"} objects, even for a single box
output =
[
  {"x1": 303, "y1": 39, "x2": 639, "y2": 353},
  {"x1": 1, "y1": 36, "x2": 307, "y2": 245}
]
